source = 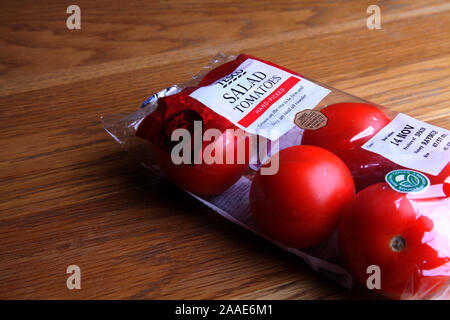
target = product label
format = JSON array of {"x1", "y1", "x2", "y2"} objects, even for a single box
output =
[
  {"x1": 385, "y1": 169, "x2": 430, "y2": 193},
  {"x1": 189, "y1": 58, "x2": 330, "y2": 140},
  {"x1": 362, "y1": 113, "x2": 450, "y2": 176},
  {"x1": 294, "y1": 109, "x2": 328, "y2": 130}
]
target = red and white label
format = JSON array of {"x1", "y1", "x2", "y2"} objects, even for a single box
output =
[{"x1": 189, "y1": 58, "x2": 330, "y2": 140}]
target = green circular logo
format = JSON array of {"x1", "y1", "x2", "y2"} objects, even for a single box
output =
[{"x1": 385, "y1": 169, "x2": 430, "y2": 193}]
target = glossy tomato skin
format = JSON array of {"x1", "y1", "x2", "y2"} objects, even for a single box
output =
[
  {"x1": 156, "y1": 130, "x2": 251, "y2": 197},
  {"x1": 250, "y1": 145, "x2": 355, "y2": 248},
  {"x1": 338, "y1": 183, "x2": 450, "y2": 299},
  {"x1": 302, "y1": 102, "x2": 391, "y2": 149},
  {"x1": 333, "y1": 148, "x2": 400, "y2": 191},
  {"x1": 301, "y1": 103, "x2": 393, "y2": 191}
]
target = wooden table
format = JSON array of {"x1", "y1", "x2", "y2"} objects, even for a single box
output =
[{"x1": 0, "y1": 0, "x2": 448, "y2": 299}]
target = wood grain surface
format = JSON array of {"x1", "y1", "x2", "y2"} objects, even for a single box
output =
[{"x1": 0, "y1": 0, "x2": 449, "y2": 299}]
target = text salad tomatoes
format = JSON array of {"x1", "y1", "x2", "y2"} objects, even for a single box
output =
[{"x1": 250, "y1": 145, "x2": 355, "y2": 248}]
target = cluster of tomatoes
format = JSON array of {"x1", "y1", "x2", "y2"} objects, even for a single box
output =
[
  {"x1": 250, "y1": 102, "x2": 450, "y2": 299},
  {"x1": 149, "y1": 101, "x2": 449, "y2": 299}
]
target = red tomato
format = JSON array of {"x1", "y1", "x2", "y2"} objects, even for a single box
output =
[
  {"x1": 302, "y1": 102, "x2": 391, "y2": 149},
  {"x1": 250, "y1": 145, "x2": 355, "y2": 248},
  {"x1": 156, "y1": 129, "x2": 251, "y2": 197},
  {"x1": 301, "y1": 102, "x2": 393, "y2": 190},
  {"x1": 338, "y1": 183, "x2": 450, "y2": 299}
]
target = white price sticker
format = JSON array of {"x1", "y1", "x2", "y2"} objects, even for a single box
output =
[{"x1": 362, "y1": 113, "x2": 450, "y2": 176}]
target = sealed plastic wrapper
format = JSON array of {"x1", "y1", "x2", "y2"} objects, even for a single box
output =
[{"x1": 102, "y1": 53, "x2": 450, "y2": 300}]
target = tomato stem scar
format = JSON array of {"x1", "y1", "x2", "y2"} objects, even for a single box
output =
[{"x1": 390, "y1": 235, "x2": 406, "y2": 252}]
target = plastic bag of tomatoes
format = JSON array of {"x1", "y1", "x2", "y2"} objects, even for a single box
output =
[{"x1": 103, "y1": 53, "x2": 450, "y2": 300}]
